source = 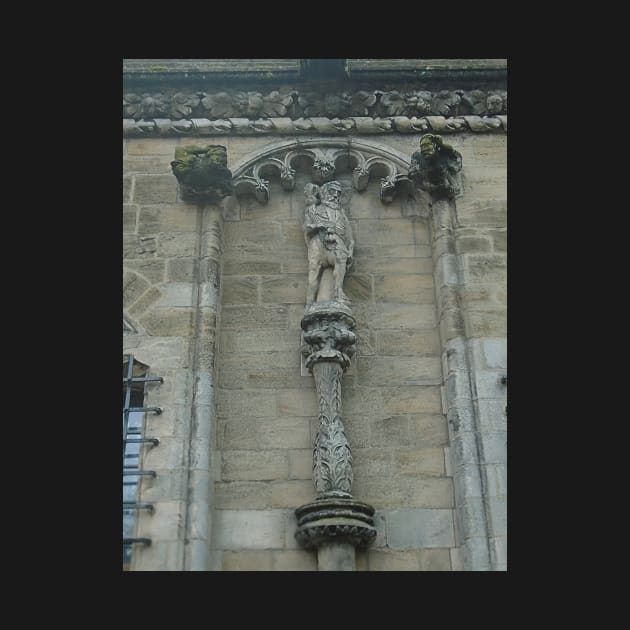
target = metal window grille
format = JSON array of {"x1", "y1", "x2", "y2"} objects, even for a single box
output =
[{"x1": 122, "y1": 354, "x2": 163, "y2": 569}]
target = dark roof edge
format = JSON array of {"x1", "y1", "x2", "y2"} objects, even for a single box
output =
[{"x1": 123, "y1": 59, "x2": 507, "y2": 87}]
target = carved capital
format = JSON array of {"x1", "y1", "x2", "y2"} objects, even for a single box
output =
[
  {"x1": 301, "y1": 304, "x2": 357, "y2": 371},
  {"x1": 170, "y1": 144, "x2": 233, "y2": 203}
]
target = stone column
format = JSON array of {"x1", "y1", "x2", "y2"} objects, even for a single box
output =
[
  {"x1": 295, "y1": 302, "x2": 377, "y2": 569},
  {"x1": 409, "y1": 134, "x2": 496, "y2": 570},
  {"x1": 294, "y1": 180, "x2": 376, "y2": 570},
  {"x1": 431, "y1": 197, "x2": 491, "y2": 570},
  {"x1": 184, "y1": 205, "x2": 223, "y2": 570},
  {"x1": 171, "y1": 145, "x2": 231, "y2": 570}
]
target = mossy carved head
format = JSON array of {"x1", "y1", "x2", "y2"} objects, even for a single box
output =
[
  {"x1": 171, "y1": 145, "x2": 233, "y2": 203},
  {"x1": 409, "y1": 134, "x2": 463, "y2": 199}
]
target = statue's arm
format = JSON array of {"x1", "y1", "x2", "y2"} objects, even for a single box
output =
[
  {"x1": 304, "y1": 207, "x2": 326, "y2": 238},
  {"x1": 343, "y1": 212, "x2": 355, "y2": 262}
]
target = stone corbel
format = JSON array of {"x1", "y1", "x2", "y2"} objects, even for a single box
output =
[
  {"x1": 280, "y1": 165, "x2": 296, "y2": 191},
  {"x1": 352, "y1": 167, "x2": 370, "y2": 192},
  {"x1": 380, "y1": 173, "x2": 414, "y2": 203},
  {"x1": 170, "y1": 144, "x2": 234, "y2": 204},
  {"x1": 407, "y1": 133, "x2": 463, "y2": 200}
]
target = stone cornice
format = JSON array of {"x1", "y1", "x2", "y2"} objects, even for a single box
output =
[
  {"x1": 123, "y1": 59, "x2": 507, "y2": 85},
  {"x1": 123, "y1": 62, "x2": 507, "y2": 137},
  {"x1": 123, "y1": 115, "x2": 507, "y2": 136}
]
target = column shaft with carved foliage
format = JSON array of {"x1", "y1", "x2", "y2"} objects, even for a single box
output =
[{"x1": 311, "y1": 361, "x2": 352, "y2": 496}]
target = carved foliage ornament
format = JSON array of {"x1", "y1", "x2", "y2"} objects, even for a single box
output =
[{"x1": 123, "y1": 89, "x2": 507, "y2": 120}]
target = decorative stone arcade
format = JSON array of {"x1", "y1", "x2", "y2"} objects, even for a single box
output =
[
  {"x1": 171, "y1": 135, "x2": 463, "y2": 571},
  {"x1": 230, "y1": 139, "x2": 417, "y2": 570}
]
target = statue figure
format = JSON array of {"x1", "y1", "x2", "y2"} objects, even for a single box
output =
[
  {"x1": 303, "y1": 181, "x2": 354, "y2": 304},
  {"x1": 408, "y1": 133, "x2": 462, "y2": 198}
]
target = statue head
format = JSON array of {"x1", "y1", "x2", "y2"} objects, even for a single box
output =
[
  {"x1": 409, "y1": 134, "x2": 463, "y2": 199},
  {"x1": 486, "y1": 94, "x2": 503, "y2": 115},
  {"x1": 321, "y1": 180, "x2": 342, "y2": 204}
]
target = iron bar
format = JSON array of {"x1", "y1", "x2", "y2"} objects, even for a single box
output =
[
  {"x1": 123, "y1": 437, "x2": 160, "y2": 446},
  {"x1": 123, "y1": 502, "x2": 155, "y2": 512},
  {"x1": 122, "y1": 375, "x2": 164, "y2": 384}
]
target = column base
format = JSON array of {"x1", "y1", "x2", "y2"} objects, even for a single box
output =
[{"x1": 295, "y1": 497, "x2": 376, "y2": 550}]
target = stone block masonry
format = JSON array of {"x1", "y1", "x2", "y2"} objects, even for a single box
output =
[
  {"x1": 124, "y1": 129, "x2": 506, "y2": 571},
  {"x1": 213, "y1": 173, "x2": 453, "y2": 570}
]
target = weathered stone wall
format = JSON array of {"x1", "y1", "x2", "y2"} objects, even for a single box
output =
[
  {"x1": 123, "y1": 131, "x2": 506, "y2": 571},
  {"x1": 449, "y1": 134, "x2": 507, "y2": 570},
  {"x1": 123, "y1": 136, "x2": 223, "y2": 570}
]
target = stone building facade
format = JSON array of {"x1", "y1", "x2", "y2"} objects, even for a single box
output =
[{"x1": 122, "y1": 59, "x2": 507, "y2": 571}]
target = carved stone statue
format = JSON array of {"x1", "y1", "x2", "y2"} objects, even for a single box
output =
[
  {"x1": 303, "y1": 181, "x2": 354, "y2": 304},
  {"x1": 408, "y1": 133, "x2": 462, "y2": 198},
  {"x1": 170, "y1": 144, "x2": 233, "y2": 203},
  {"x1": 296, "y1": 179, "x2": 376, "y2": 565}
]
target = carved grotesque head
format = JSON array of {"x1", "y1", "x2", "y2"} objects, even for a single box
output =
[
  {"x1": 409, "y1": 134, "x2": 463, "y2": 199},
  {"x1": 486, "y1": 94, "x2": 503, "y2": 115},
  {"x1": 419, "y1": 134, "x2": 442, "y2": 161},
  {"x1": 170, "y1": 144, "x2": 233, "y2": 202}
]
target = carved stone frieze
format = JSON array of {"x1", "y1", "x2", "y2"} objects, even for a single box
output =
[
  {"x1": 170, "y1": 144, "x2": 233, "y2": 203},
  {"x1": 123, "y1": 115, "x2": 507, "y2": 137},
  {"x1": 123, "y1": 88, "x2": 507, "y2": 121}
]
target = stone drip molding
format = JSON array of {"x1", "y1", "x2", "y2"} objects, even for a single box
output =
[
  {"x1": 123, "y1": 89, "x2": 506, "y2": 121},
  {"x1": 123, "y1": 115, "x2": 507, "y2": 137}
]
